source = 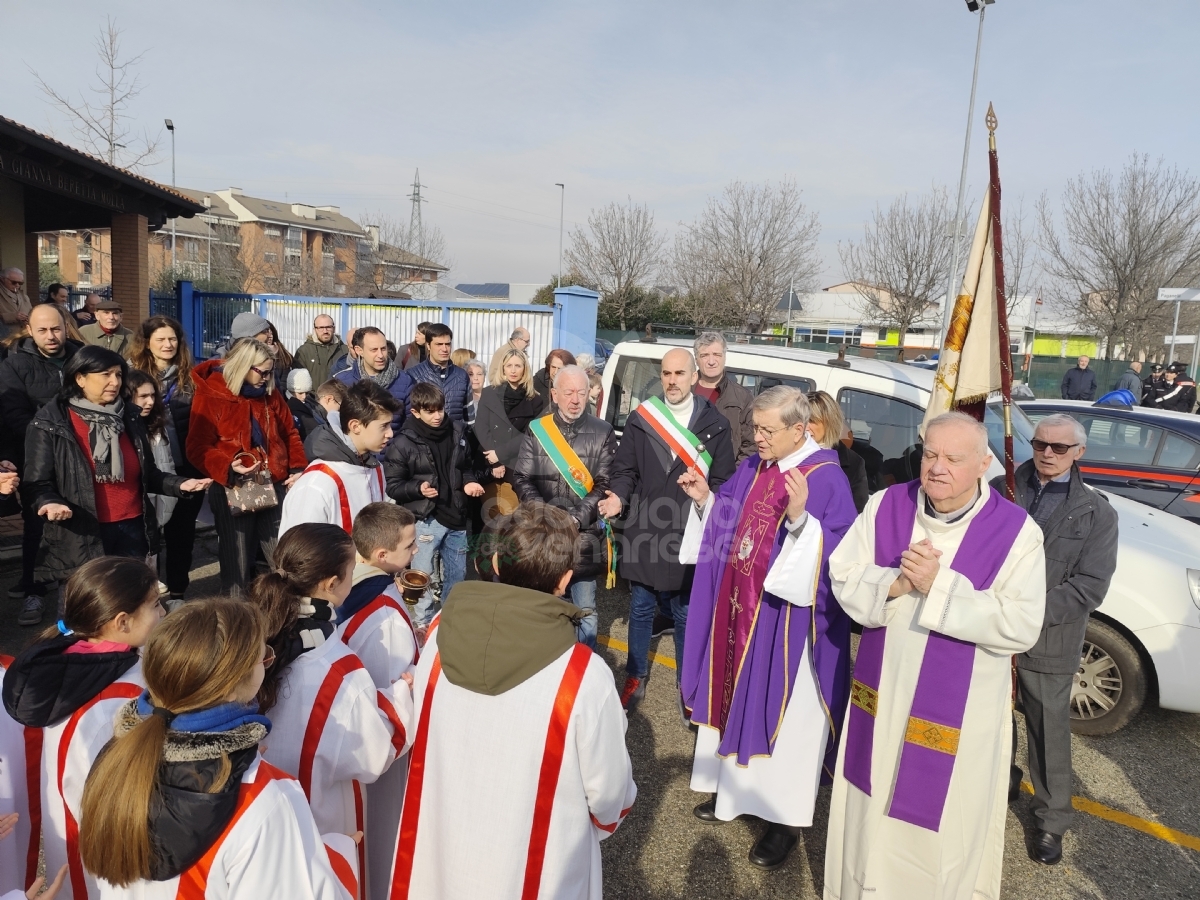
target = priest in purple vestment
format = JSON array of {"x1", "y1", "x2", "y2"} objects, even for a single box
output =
[{"x1": 677, "y1": 386, "x2": 858, "y2": 871}]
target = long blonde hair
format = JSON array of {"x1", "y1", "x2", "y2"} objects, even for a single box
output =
[
  {"x1": 491, "y1": 347, "x2": 536, "y2": 398},
  {"x1": 79, "y1": 599, "x2": 266, "y2": 886},
  {"x1": 221, "y1": 338, "x2": 274, "y2": 396},
  {"x1": 806, "y1": 390, "x2": 845, "y2": 449}
]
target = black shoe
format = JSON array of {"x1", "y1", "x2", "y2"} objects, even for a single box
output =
[
  {"x1": 1032, "y1": 830, "x2": 1063, "y2": 865},
  {"x1": 693, "y1": 796, "x2": 719, "y2": 823},
  {"x1": 748, "y1": 824, "x2": 799, "y2": 871},
  {"x1": 651, "y1": 613, "x2": 675, "y2": 638}
]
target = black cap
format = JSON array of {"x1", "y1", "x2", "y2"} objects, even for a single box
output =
[
  {"x1": 1167, "y1": 363, "x2": 1186, "y2": 374},
  {"x1": 1150, "y1": 363, "x2": 1164, "y2": 372}
]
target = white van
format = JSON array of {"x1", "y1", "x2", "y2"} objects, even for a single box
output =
[{"x1": 600, "y1": 337, "x2": 1200, "y2": 735}]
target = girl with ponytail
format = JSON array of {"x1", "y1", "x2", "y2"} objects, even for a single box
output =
[
  {"x1": 247, "y1": 523, "x2": 415, "y2": 898},
  {"x1": 77, "y1": 598, "x2": 359, "y2": 898},
  {"x1": 1, "y1": 557, "x2": 162, "y2": 900}
]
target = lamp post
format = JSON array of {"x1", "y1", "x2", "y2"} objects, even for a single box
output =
[
  {"x1": 939, "y1": 0, "x2": 994, "y2": 346},
  {"x1": 555, "y1": 183, "x2": 565, "y2": 289},
  {"x1": 165, "y1": 119, "x2": 176, "y2": 274}
]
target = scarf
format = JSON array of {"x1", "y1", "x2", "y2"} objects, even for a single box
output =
[
  {"x1": 359, "y1": 357, "x2": 401, "y2": 391},
  {"x1": 503, "y1": 383, "x2": 540, "y2": 433},
  {"x1": 405, "y1": 416, "x2": 455, "y2": 506},
  {"x1": 134, "y1": 690, "x2": 272, "y2": 734},
  {"x1": 68, "y1": 397, "x2": 126, "y2": 483},
  {"x1": 274, "y1": 599, "x2": 336, "y2": 674}
]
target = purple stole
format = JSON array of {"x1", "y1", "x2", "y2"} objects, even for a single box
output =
[
  {"x1": 707, "y1": 465, "x2": 791, "y2": 732},
  {"x1": 842, "y1": 480, "x2": 1027, "y2": 832}
]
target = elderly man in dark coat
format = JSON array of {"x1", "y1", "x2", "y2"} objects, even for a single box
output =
[
  {"x1": 992, "y1": 412, "x2": 1118, "y2": 867},
  {"x1": 598, "y1": 347, "x2": 736, "y2": 711}
]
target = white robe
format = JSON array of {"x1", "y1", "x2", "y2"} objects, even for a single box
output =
[
  {"x1": 0, "y1": 660, "x2": 30, "y2": 896},
  {"x1": 95, "y1": 757, "x2": 359, "y2": 900},
  {"x1": 392, "y1": 634, "x2": 637, "y2": 900},
  {"x1": 261, "y1": 636, "x2": 414, "y2": 900},
  {"x1": 678, "y1": 439, "x2": 831, "y2": 827},
  {"x1": 336, "y1": 565, "x2": 419, "y2": 900},
  {"x1": 825, "y1": 482, "x2": 1046, "y2": 900},
  {"x1": 37, "y1": 663, "x2": 145, "y2": 900},
  {"x1": 279, "y1": 459, "x2": 388, "y2": 536}
]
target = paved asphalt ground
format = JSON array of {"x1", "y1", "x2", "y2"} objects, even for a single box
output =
[{"x1": 2, "y1": 543, "x2": 1197, "y2": 899}]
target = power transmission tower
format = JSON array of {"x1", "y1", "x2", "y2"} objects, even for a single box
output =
[{"x1": 408, "y1": 169, "x2": 425, "y2": 237}]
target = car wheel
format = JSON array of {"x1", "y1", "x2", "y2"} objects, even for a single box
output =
[{"x1": 1069, "y1": 619, "x2": 1147, "y2": 736}]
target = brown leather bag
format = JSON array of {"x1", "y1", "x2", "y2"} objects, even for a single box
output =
[{"x1": 224, "y1": 446, "x2": 278, "y2": 517}]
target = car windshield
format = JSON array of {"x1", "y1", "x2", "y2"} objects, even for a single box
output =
[{"x1": 985, "y1": 400, "x2": 1035, "y2": 466}]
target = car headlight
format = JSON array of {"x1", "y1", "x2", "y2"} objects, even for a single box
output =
[{"x1": 1188, "y1": 569, "x2": 1200, "y2": 611}]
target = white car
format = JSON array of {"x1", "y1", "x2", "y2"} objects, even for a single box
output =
[{"x1": 600, "y1": 337, "x2": 1200, "y2": 734}]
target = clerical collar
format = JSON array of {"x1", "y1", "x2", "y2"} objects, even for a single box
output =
[
  {"x1": 924, "y1": 486, "x2": 981, "y2": 523},
  {"x1": 767, "y1": 435, "x2": 821, "y2": 473}
]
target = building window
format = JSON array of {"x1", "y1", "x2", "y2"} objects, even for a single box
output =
[
  {"x1": 186, "y1": 240, "x2": 199, "y2": 261},
  {"x1": 264, "y1": 226, "x2": 282, "y2": 238},
  {"x1": 335, "y1": 260, "x2": 347, "y2": 272},
  {"x1": 285, "y1": 227, "x2": 302, "y2": 251},
  {"x1": 264, "y1": 252, "x2": 278, "y2": 263},
  {"x1": 81, "y1": 260, "x2": 92, "y2": 276}
]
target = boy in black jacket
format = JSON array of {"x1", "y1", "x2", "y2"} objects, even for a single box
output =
[{"x1": 383, "y1": 382, "x2": 486, "y2": 626}]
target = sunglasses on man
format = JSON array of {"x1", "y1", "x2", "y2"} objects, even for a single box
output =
[{"x1": 1031, "y1": 439, "x2": 1080, "y2": 455}]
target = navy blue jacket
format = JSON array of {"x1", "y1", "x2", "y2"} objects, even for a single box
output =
[
  {"x1": 334, "y1": 362, "x2": 412, "y2": 434},
  {"x1": 408, "y1": 360, "x2": 471, "y2": 422}
]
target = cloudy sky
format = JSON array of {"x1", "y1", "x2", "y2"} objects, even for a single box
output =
[{"x1": 3, "y1": 1, "x2": 1197, "y2": 287}]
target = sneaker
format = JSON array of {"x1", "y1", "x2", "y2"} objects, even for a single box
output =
[
  {"x1": 17, "y1": 594, "x2": 44, "y2": 627},
  {"x1": 651, "y1": 613, "x2": 675, "y2": 639},
  {"x1": 620, "y1": 676, "x2": 646, "y2": 712}
]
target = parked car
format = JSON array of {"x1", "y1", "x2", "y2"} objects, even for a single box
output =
[
  {"x1": 601, "y1": 338, "x2": 1200, "y2": 735},
  {"x1": 1019, "y1": 399, "x2": 1200, "y2": 526},
  {"x1": 593, "y1": 338, "x2": 615, "y2": 373}
]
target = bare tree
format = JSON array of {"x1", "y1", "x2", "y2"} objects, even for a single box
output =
[
  {"x1": 355, "y1": 212, "x2": 452, "y2": 295},
  {"x1": 566, "y1": 199, "x2": 666, "y2": 332},
  {"x1": 1003, "y1": 196, "x2": 1038, "y2": 319},
  {"x1": 839, "y1": 187, "x2": 955, "y2": 352},
  {"x1": 673, "y1": 179, "x2": 820, "y2": 333},
  {"x1": 1039, "y1": 155, "x2": 1200, "y2": 360},
  {"x1": 31, "y1": 16, "x2": 160, "y2": 171}
]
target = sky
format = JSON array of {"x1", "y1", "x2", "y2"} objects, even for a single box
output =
[{"x1": 3, "y1": 0, "x2": 1199, "y2": 289}]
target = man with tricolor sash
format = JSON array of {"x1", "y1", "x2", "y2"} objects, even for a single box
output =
[
  {"x1": 513, "y1": 365, "x2": 618, "y2": 648},
  {"x1": 598, "y1": 347, "x2": 736, "y2": 712},
  {"x1": 825, "y1": 411, "x2": 1046, "y2": 900},
  {"x1": 677, "y1": 386, "x2": 858, "y2": 871},
  {"x1": 388, "y1": 502, "x2": 635, "y2": 900}
]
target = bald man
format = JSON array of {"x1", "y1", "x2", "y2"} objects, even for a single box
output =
[
  {"x1": 599, "y1": 346, "x2": 737, "y2": 711},
  {"x1": 487, "y1": 326, "x2": 532, "y2": 382},
  {"x1": 295, "y1": 313, "x2": 349, "y2": 385}
]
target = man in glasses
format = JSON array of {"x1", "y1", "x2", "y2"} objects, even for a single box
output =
[
  {"x1": 294, "y1": 314, "x2": 348, "y2": 385},
  {"x1": 0, "y1": 267, "x2": 32, "y2": 337},
  {"x1": 995, "y1": 412, "x2": 1117, "y2": 865}
]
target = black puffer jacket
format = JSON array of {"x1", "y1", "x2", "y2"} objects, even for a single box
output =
[
  {"x1": 0, "y1": 338, "x2": 83, "y2": 467},
  {"x1": 512, "y1": 412, "x2": 617, "y2": 579},
  {"x1": 107, "y1": 700, "x2": 266, "y2": 880},
  {"x1": 2, "y1": 634, "x2": 139, "y2": 727},
  {"x1": 384, "y1": 418, "x2": 487, "y2": 521},
  {"x1": 474, "y1": 384, "x2": 544, "y2": 470},
  {"x1": 23, "y1": 398, "x2": 188, "y2": 578}
]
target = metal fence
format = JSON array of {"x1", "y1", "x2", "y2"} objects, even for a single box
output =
[{"x1": 149, "y1": 290, "x2": 181, "y2": 322}]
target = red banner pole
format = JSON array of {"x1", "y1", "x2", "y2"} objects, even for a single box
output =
[{"x1": 987, "y1": 103, "x2": 1016, "y2": 501}]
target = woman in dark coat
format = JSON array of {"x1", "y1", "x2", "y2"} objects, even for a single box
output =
[
  {"x1": 806, "y1": 390, "x2": 870, "y2": 512},
  {"x1": 23, "y1": 346, "x2": 210, "y2": 584},
  {"x1": 532, "y1": 348, "x2": 576, "y2": 413},
  {"x1": 473, "y1": 347, "x2": 542, "y2": 519}
]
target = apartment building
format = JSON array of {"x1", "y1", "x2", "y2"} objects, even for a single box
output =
[{"x1": 37, "y1": 230, "x2": 112, "y2": 291}]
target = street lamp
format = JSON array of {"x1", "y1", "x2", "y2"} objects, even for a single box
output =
[
  {"x1": 555, "y1": 183, "x2": 565, "y2": 289},
  {"x1": 939, "y1": 0, "x2": 995, "y2": 346},
  {"x1": 164, "y1": 119, "x2": 176, "y2": 274}
]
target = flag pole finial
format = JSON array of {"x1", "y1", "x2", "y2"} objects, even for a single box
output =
[{"x1": 986, "y1": 102, "x2": 998, "y2": 150}]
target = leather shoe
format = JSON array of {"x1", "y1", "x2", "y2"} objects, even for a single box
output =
[
  {"x1": 748, "y1": 824, "x2": 799, "y2": 871},
  {"x1": 1032, "y1": 830, "x2": 1063, "y2": 865},
  {"x1": 693, "y1": 796, "x2": 719, "y2": 823}
]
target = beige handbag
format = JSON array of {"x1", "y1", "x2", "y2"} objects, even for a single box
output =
[{"x1": 224, "y1": 448, "x2": 278, "y2": 516}]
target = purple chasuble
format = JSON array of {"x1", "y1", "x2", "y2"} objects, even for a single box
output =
[
  {"x1": 681, "y1": 450, "x2": 858, "y2": 772},
  {"x1": 842, "y1": 480, "x2": 1028, "y2": 832}
]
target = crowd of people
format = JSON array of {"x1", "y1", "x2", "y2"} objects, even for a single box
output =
[
  {"x1": 0, "y1": 267, "x2": 1121, "y2": 900},
  {"x1": 1062, "y1": 353, "x2": 1200, "y2": 411}
]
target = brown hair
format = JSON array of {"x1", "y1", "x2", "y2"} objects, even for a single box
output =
[
  {"x1": 79, "y1": 598, "x2": 266, "y2": 886},
  {"x1": 491, "y1": 501, "x2": 577, "y2": 594},
  {"x1": 38, "y1": 557, "x2": 159, "y2": 643},
  {"x1": 544, "y1": 348, "x2": 576, "y2": 371},
  {"x1": 125, "y1": 369, "x2": 169, "y2": 440},
  {"x1": 316, "y1": 379, "x2": 349, "y2": 404},
  {"x1": 248, "y1": 523, "x2": 355, "y2": 713},
  {"x1": 339, "y1": 380, "x2": 400, "y2": 434},
  {"x1": 805, "y1": 390, "x2": 845, "y2": 449},
  {"x1": 352, "y1": 502, "x2": 416, "y2": 559},
  {"x1": 450, "y1": 348, "x2": 475, "y2": 368},
  {"x1": 409, "y1": 382, "x2": 445, "y2": 412},
  {"x1": 127, "y1": 316, "x2": 195, "y2": 400}
]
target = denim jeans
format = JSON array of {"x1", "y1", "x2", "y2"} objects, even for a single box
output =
[
  {"x1": 411, "y1": 516, "x2": 468, "y2": 626},
  {"x1": 567, "y1": 576, "x2": 598, "y2": 649},
  {"x1": 627, "y1": 581, "x2": 687, "y2": 680},
  {"x1": 98, "y1": 517, "x2": 149, "y2": 559}
]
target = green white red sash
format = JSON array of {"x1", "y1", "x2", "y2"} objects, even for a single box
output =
[{"x1": 636, "y1": 396, "x2": 712, "y2": 479}]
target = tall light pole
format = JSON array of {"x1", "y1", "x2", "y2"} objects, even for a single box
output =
[
  {"x1": 165, "y1": 119, "x2": 176, "y2": 274},
  {"x1": 555, "y1": 183, "x2": 565, "y2": 288},
  {"x1": 940, "y1": 0, "x2": 994, "y2": 346}
]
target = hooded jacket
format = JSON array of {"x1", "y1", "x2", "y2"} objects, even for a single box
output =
[
  {"x1": 2, "y1": 634, "x2": 139, "y2": 727},
  {"x1": 438, "y1": 581, "x2": 582, "y2": 695},
  {"x1": 0, "y1": 337, "x2": 83, "y2": 467},
  {"x1": 294, "y1": 334, "x2": 349, "y2": 387},
  {"x1": 107, "y1": 700, "x2": 267, "y2": 881},
  {"x1": 186, "y1": 358, "x2": 308, "y2": 487},
  {"x1": 23, "y1": 398, "x2": 188, "y2": 578}
]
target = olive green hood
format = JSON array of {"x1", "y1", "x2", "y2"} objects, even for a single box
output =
[{"x1": 438, "y1": 581, "x2": 583, "y2": 696}]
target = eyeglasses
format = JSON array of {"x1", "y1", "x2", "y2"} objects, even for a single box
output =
[
  {"x1": 249, "y1": 365, "x2": 274, "y2": 378},
  {"x1": 262, "y1": 646, "x2": 276, "y2": 668},
  {"x1": 315, "y1": 325, "x2": 335, "y2": 331},
  {"x1": 1031, "y1": 439, "x2": 1080, "y2": 455},
  {"x1": 752, "y1": 423, "x2": 790, "y2": 438}
]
